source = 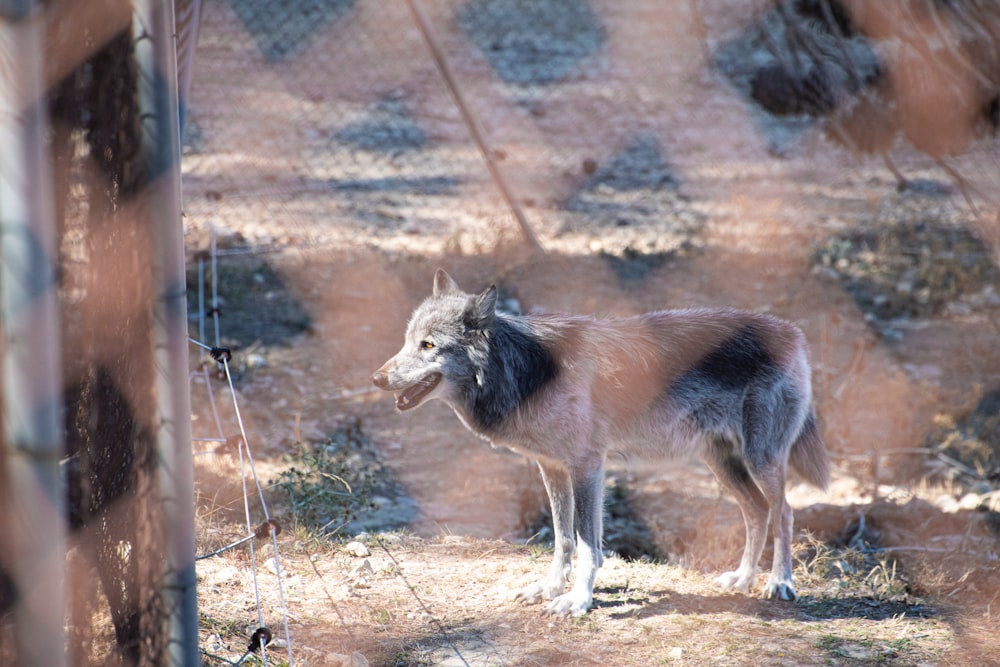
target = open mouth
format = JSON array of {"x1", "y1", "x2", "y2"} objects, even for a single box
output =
[{"x1": 395, "y1": 373, "x2": 442, "y2": 411}]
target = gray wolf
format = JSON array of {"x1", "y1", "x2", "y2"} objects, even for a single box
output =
[{"x1": 372, "y1": 270, "x2": 829, "y2": 616}]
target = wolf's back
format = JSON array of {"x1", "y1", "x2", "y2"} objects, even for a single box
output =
[{"x1": 788, "y1": 412, "x2": 830, "y2": 491}]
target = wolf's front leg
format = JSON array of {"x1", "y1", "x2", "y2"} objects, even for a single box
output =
[
  {"x1": 545, "y1": 465, "x2": 604, "y2": 617},
  {"x1": 516, "y1": 461, "x2": 574, "y2": 604}
]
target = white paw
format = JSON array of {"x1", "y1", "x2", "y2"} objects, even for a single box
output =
[
  {"x1": 544, "y1": 589, "x2": 593, "y2": 617},
  {"x1": 762, "y1": 577, "x2": 796, "y2": 601},
  {"x1": 714, "y1": 570, "x2": 753, "y2": 594},
  {"x1": 515, "y1": 578, "x2": 566, "y2": 605}
]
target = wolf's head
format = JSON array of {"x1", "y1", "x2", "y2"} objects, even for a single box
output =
[{"x1": 372, "y1": 269, "x2": 497, "y2": 412}]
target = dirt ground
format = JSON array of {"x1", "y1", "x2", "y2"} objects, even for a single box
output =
[
  {"x1": 180, "y1": 1, "x2": 1000, "y2": 665},
  {"x1": 190, "y1": 215, "x2": 1000, "y2": 666}
]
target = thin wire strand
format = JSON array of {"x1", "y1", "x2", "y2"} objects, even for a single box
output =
[
  {"x1": 187, "y1": 344, "x2": 281, "y2": 665},
  {"x1": 233, "y1": 412, "x2": 265, "y2": 632},
  {"x1": 211, "y1": 222, "x2": 221, "y2": 347},
  {"x1": 375, "y1": 535, "x2": 471, "y2": 667},
  {"x1": 269, "y1": 527, "x2": 294, "y2": 667},
  {"x1": 219, "y1": 356, "x2": 273, "y2": 522},
  {"x1": 188, "y1": 366, "x2": 228, "y2": 452},
  {"x1": 198, "y1": 255, "x2": 206, "y2": 344},
  {"x1": 218, "y1": 351, "x2": 294, "y2": 664}
]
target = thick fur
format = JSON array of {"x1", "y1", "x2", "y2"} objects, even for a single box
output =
[{"x1": 373, "y1": 270, "x2": 829, "y2": 616}]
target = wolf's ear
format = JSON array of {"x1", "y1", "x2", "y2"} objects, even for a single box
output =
[
  {"x1": 433, "y1": 269, "x2": 461, "y2": 296},
  {"x1": 464, "y1": 284, "x2": 497, "y2": 331}
]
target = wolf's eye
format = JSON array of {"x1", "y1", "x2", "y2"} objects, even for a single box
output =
[{"x1": 420, "y1": 340, "x2": 435, "y2": 350}]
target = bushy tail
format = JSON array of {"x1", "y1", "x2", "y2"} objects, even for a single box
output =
[{"x1": 789, "y1": 411, "x2": 830, "y2": 491}]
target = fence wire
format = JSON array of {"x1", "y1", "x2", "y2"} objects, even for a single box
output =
[
  {"x1": 181, "y1": 0, "x2": 1000, "y2": 263},
  {"x1": 2, "y1": 0, "x2": 196, "y2": 664}
]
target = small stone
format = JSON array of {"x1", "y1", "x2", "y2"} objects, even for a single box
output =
[
  {"x1": 244, "y1": 353, "x2": 267, "y2": 369},
  {"x1": 958, "y1": 492, "x2": 984, "y2": 510},
  {"x1": 345, "y1": 541, "x2": 370, "y2": 558},
  {"x1": 350, "y1": 559, "x2": 374, "y2": 578},
  {"x1": 348, "y1": 558, "x2": 373, "y2": 589},
  {"x1": 934, "y1": 495, "x2": 959, "y2": 513},
  {"x1": 325, "y1": 651, "x2": 370, "y2": 667}
]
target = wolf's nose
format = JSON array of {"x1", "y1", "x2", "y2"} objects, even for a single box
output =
[{"x1": 372, "y1": 370, "x2": 389, "y2": 389}]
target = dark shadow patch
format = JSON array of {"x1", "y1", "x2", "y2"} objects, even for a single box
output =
[
  {"x1": 303, "y1": 172, "x2": 460, "y2": 233},
  {"x1": 62, "y1": 366, "x2": 158, "y2": 664},
  {"x1": 270, "y1": 417, "x2": 418, "y2": 537},
  {"x1": 334, "y1": 97, "x2": 428, "y2": 154},
  {"x1": 605, "y1": 511, "x2": 939, "y2": 623},
  {"x1": 397, "y1": 626, "x2": 502, "y2": 666},
  {"x1": 812, "y1": 219, "x2": 998, "y2": 340},
  {"x1": 526, "y1": 475, "x2": 661, "y2": 562},
  {"x1": 562, "y1": 134, "x2": 696, "y2": 227},
  {"x1": 186, "y1": 255, "x2": 312, "y2": 349},
  {"x1": 605, "y1": 586, "x2": 934, "y2": 625},
  {"x1": 225, "y1": 0, "x2": 356, "y2": 62},
  {"x1": 327, "y1": 175, "x2": 458, "y2": 196},
  {"x1": 459, "y1": 0, "x2": 605, "y2": 85},
  {"x1": 924, "y1": 386, "x2": 1000, "y2": 497},
  {"x1": 792, "y1": 517, "x2": 935, "y2": 622},
  {"x1": 63, "y1": 368, "x2": 140, "y2": 530},
  {"x1": 561, "y1": 135, "x2": 703, "y2": 272},
  {"x1": 0, "y1": 569, "x2": 15, "y2": 617},
  {"x1": 311, "y1": 94, "x2": 457, "y2": 231},
  {"x1": 796, "y1": 594, "x2": 936, "y2": 621},
  {"x1": 602, "y1": 476, "x2": 663, "y2": 562},
  {"x1": 599, "y1": 247, "x2": 677, "y2": 286},
  {"x1": 591, "y1": 583, "x2": 652, "y2": 612},
  {"x1": 711, "y1": 1, "x2": 880, "y2": 150},
  {"x1": 900, "y1": 178, "x2": 955, "y2": 197},
  {"x1": 569, "y1": 134, "x2": 679, "y2": 197}
]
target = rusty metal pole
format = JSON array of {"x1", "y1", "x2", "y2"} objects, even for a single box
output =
[
  {"x1": 0, "y1": 1, "x2": 67, "y2": 666},
  {"x1": 134, "y1": 0, "x2": 199, "y2": 663}
]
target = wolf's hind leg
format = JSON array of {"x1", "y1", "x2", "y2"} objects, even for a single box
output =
[
  {"x1": 743, "y1": 391, "x2": 801, "y2": 601},
  {"x1": 516, "y1": 461, "x2": 574, "y2": 604},
  {"x1": 753, "y1": 466, "x2": 796, "y2": 601},
  {"x1": 702, "y1": 436, "x2": 770, "y2": 595}
]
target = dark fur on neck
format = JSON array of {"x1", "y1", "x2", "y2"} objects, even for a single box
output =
[{"x1": 459, "y1": 315, "x2": 558, "y2": 433}]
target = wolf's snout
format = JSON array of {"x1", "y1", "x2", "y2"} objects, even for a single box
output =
[{"x1": 372, "y1": 369, "x2": 390, "y2": 389}]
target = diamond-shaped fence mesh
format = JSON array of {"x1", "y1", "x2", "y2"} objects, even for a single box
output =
[
  {"x1": 181, "y1": 0, "x2": 723, "y2": 260},
  {"x1": 177, "y1": 5, "x2": 1000, "y2": 659},
  {"x1": 182, "y1": 0, "x2": 1000, "y2": 261}
]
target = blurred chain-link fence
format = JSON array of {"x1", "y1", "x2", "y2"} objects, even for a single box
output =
[
  {"x1": 2, "y1": 1, "x2": 194, "y2": 664},
  {"x1": 182, "y1": 0, "x2": 1000, "y2": 261},
  {"x1": 181, "y1": 0, "x2": 720, "y2": 260},
  {"x1": 179, "y1": 5, "x2": 1000, "y2": 656}
]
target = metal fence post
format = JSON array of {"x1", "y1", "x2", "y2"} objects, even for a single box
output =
[
  {"x1": 134, "y1": 0, "x2": 199, "y2": 663},
  {"x1": 0, "y1": 1, "x2": 67, "y2": 666}
]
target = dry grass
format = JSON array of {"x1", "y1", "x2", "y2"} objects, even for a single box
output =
[
  {"x1": 194, "y1": 527, "x2": 969, "y2": 666},
  {"x1": 190, "y1": 422, "x2": 1000, "y2": 666}
]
